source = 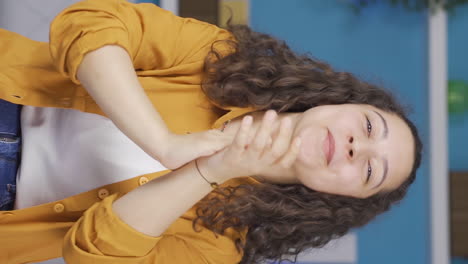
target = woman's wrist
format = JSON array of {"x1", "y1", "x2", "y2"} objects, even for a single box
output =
[
  {"x1": 154, "y1": 130, "x2": 173, "y2": 162},
  {"x1": 196, "y1": 156, "x2": 234, "y2": 185}
]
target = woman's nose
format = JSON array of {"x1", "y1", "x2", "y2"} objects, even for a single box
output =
[
  {"x1": 346, "y1": 135, "x2": 371, "y2": 160},
  {"x1": 346, "y1": 136, "x2": 355, "y2": 160}
]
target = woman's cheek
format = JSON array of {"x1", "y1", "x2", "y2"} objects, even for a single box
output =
[{"x1": 335, "y1": 166, "x2": 361, "y2": 187}]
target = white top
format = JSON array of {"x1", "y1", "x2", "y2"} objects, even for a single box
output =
[{"x1": 15, "y1": 106, "x2": 167, "y2": 210}]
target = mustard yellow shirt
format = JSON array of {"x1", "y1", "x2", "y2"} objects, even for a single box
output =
[{"x1": 0, "y1": 0, "x2": 255, "y2": 263}]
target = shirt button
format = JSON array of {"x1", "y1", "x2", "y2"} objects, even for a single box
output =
[
  {"x1": 139, "y1": 176, "x2": 149, "y2": 186},
  {"x1": 53, "y1": 203, "x2": 65, "y2": 213},
  {"x1": 97, "y1": 188, "x2": 110, "y2": 199},
  {"x1": 0, "y1": 212, "x2": 14, "y2": 221}
]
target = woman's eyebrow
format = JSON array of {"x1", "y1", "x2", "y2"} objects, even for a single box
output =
[
  {"x1": 372, "y1": 110, "x2": 389, "y2": 189},
  {"x1": 373, "y1": 110, "x2": 388, "y2": 139},
  {"x1": 373, "y1": 157, "x2": 388, "y2": 189}
]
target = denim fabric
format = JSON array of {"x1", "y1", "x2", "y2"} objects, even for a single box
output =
[{"x1": 0, "y1": 99, "x2": 21, "y2": 211}]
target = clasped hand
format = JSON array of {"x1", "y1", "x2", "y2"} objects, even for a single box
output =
[
  {"x1": 198, "y1": 110, "x2": 302, "y2": 184},
  {"x1": 158, "y1": 129, "x2": 233, "y2": 170}
]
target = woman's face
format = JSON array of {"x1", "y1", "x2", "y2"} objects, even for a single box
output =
[{"x1": 292, "y1": 104, "x2": 415, "y2": 198}]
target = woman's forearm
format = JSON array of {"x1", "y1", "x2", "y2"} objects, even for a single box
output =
[
  {"x1": 112, "y1": 159, "x2": 226, "y2": 237},
  {"x1": 77, "y1": 45, "x2": 169, "y2": 161}
]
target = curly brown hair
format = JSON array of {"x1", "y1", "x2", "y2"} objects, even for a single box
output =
[{"x1": 195, "y1": 24, "x2": 423, "y2": 264}]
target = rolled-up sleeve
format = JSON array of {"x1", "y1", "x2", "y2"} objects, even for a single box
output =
[
  {"x1": 63, "y1": 194, "x2": 243, "y2": 264},
  {"x1": 49, "y1": 0, "x2": 230, "y2": 83}
]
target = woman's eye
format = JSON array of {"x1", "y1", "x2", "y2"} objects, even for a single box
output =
[
  {"x1": 366, "y1": 116, "x2": 372, "y2": 136},
  {"x1": 366, "y1": 161, "x2": 372, "y2": 183}
]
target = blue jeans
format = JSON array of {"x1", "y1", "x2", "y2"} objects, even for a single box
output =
[{"x1": 0, "y1": 99, "x2": 21, "y2": 211}]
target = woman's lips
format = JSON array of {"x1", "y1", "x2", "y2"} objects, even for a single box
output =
[{"x1": 323, "y1": 129, "x2": 335, "y2": 165}]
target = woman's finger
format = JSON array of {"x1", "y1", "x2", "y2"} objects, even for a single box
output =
[
  {"x1": 251, "y1": 110, "x2": 276, "y2": 155},
  {"x1": 267, "y1": 117, "x2": 293, "y2": 162},
  {"x1": 278, "y1": 137, "x2": 302, "y2": 168},
  {"x1": 232, "y1": 115, "x2": 252, "y2": 153},
  {"x1": 266, "y1": 136, "x2": 273, "y2": 147}
]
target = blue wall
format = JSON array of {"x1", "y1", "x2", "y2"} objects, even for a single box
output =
[
  {"x1": 136, "y1": 0, "x2": 160, "y2": 5},
  {"x1": 448, "y1": 5, "x2": 468, "y2": 171},
  {"x1": 250, "y1": 1, "x2": 430, "y2": 264},
  {"x1": 447, "y1": 6, "x2": 468, "y2": 263}
]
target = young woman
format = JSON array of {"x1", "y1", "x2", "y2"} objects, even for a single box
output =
[{"x1": 0, "y1": 0, "x2": 422, "y2": 263}]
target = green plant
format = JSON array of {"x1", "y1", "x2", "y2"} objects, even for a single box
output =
[{"x1": 448, "y1": 80, "x2": 468, "y2": 114}]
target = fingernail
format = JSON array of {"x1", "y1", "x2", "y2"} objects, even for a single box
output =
[
  {"x1": 266, "y1": 110, "x2": 277, "y2": 120},
  {"x1": 243, "y1": 115, "x2": 252, "y2": 126},
  {"x1": 295, "y1": 138, "x2": 302, "y2": 147}
]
